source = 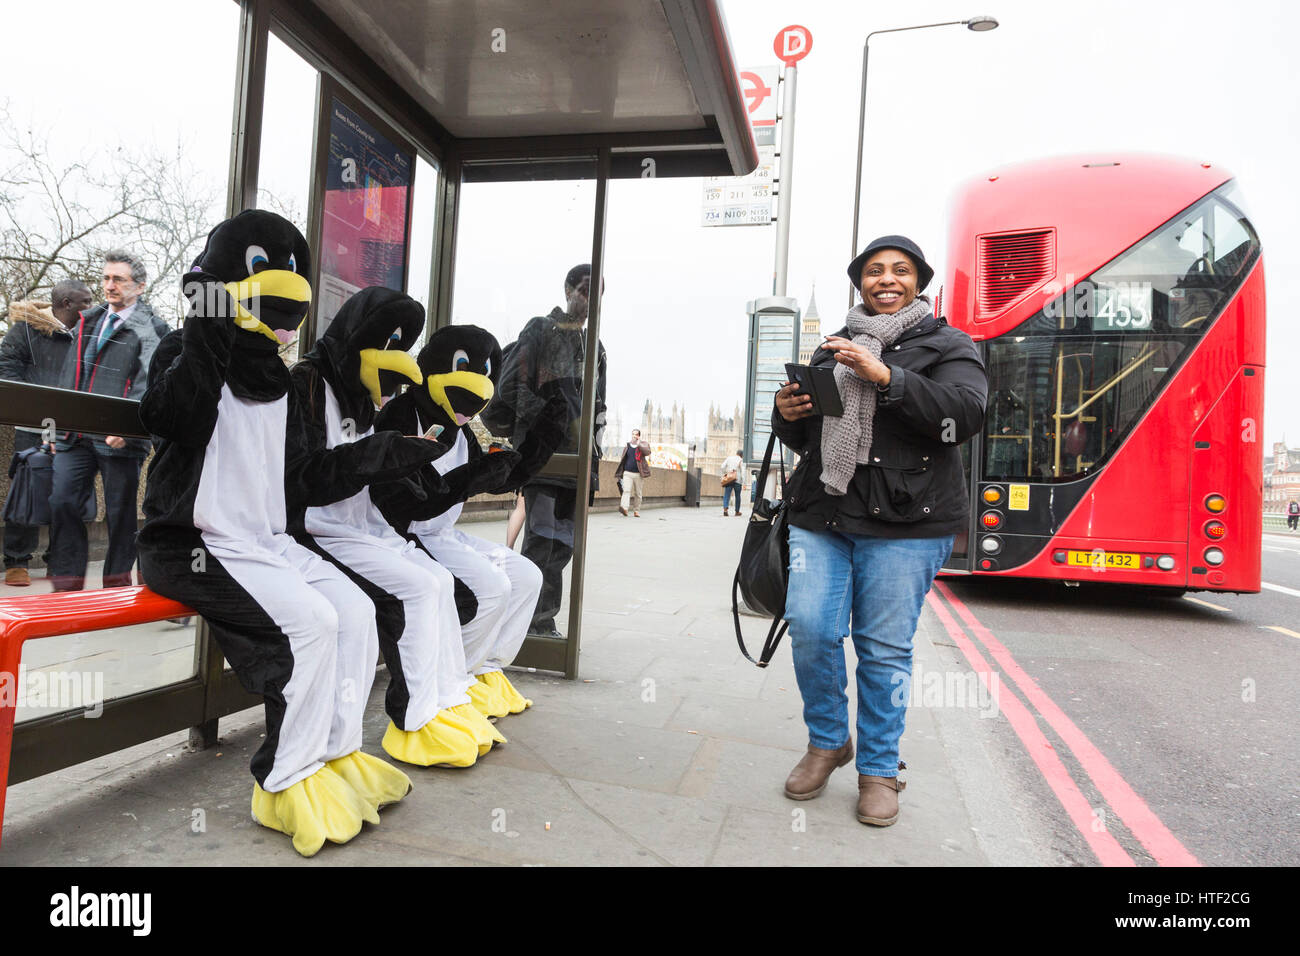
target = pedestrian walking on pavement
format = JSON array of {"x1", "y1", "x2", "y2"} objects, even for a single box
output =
[
  {"x1": 773, "y1": 236, "x2": 986, "y2": 827},
  {"x1": 720, "y1": 449, "x2": 743, "y2": 516},
  {"x1": 615, "y1": 428, "x2": 651, "y2": 517},
  {"x1": 1288, "y1": 499, "x2": 1299, "y2": 531}
]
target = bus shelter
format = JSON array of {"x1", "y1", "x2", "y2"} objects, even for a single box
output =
[{"x1": 0, "y1": 0, "x2": 755, "y2": 788}]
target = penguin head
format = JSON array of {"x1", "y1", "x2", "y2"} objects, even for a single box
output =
[
  {"x1": 316, "y1": 286, "x2": 425, "y2": 407},
  {"x1": 190, "y1": 209, "x2": 312, "y2": 347},
  {"x1": 416, "y1": 325, "x2": 501, "y2": 432}
]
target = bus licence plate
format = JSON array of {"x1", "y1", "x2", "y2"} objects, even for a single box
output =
[{"x1": 1066, "y1": 550, "x2": 1140, "y2": 569}]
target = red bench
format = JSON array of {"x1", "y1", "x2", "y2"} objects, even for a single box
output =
[{"x1": 0, "y1": 586, "x2": 193, "y2": 847}]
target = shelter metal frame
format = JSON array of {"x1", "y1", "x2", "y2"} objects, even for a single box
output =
[{"x1": 2, "y1": 0, "x2": 753, "y2": 787}]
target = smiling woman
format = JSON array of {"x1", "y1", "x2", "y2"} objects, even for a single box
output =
[{"x1": 771, "y1": 233, "x2": 987, "y2": 827}]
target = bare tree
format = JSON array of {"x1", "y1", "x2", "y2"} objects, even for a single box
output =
[{"x1": 0, "y1": 100, "x2": 221, "y2": 332}]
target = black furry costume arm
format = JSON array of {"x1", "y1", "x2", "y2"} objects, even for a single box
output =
[
  {"x1": 285, "y1": 363, "x2": 449, "y2": 510},
  {"x1": 368, "y1": 390, "x2": 519, "y2": 526},
  {"x1": 138, "y1": 278, "x2": 237, "y2": 447}
]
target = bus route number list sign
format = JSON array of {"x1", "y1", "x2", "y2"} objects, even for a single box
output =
[
  {"x1": 319, "y1": 97, "x2": 413, "y2": 331},
  {"x1": 702, "y1": 145, "x2": 775, "y2": 227}
]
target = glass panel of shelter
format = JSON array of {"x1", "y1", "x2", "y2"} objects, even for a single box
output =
[
  {"x1": 1, "y1": 0, "x2": 242, "y2": 721},
  {"x1": 256, "y1": 30, "x2": 318, "y2": 364},
  {"x1": 446, "y1": 160, "x2": 600, "y2": 644}
]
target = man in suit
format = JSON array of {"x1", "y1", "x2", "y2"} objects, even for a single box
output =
[{"x1": 48, "y1": 250, "x2": 167, "y2": 590}]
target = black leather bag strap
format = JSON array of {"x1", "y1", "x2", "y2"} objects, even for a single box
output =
[
  {"x1": 732, "y1": 429, "x2": 792, "y2": 669},
  {"x1": 754, "y1": 431, "x2": 782, "y2": 493},
  {"x1": 732, "y1": 568, "x2": 790, "y2": 668}
]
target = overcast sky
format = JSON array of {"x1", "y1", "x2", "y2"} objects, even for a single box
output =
[{"x1": 4, "y1": 0, "x2": 1297, "y2": 451}]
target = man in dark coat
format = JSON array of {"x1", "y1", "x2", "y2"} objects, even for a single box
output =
[
  {"x1": 48, "y1": 250, "x2": 168, "y2": 590},
  {"x1": 480, "y1": 263, "x2": 607, "y2": 639},
  {"x1": 0, "y1": 281, "x2": 93, "y2": 585}
]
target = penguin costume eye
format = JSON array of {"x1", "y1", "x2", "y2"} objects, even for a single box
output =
[
  {"x1": 245, "y1": 245, "x2": 270, "y2": 274},
  {"x1": 452, "y1": 348, "x2": 470, "y2": 372},
  {"x1": 288, "y1": 252, "x2": 298, "y2": 273},
  {"x1": 484, "y1": 357, "x2": 492, "y2": 377}
]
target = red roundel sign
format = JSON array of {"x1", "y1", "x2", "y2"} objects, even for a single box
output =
[{"x1": 773, "y1": 25, "x2": 812, "y2": 66}]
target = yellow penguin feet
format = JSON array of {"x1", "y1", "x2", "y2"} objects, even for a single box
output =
[
  {"x1": 251, "y1": 765, "x2": 376, "y2": 858},
  {"x1": 382, "y1": 713, "x2": 480, "y2": 768},
  {"x1": 326, "y1": 750, "x2": 412, "y2": 814},
  {"x1": 467, "y1": 675, "x2": 510, "y2": 718},
  {"x1": 446, "y1": 702, "x2": 507, "y2": 755},
  {"x1": 480, "y1": 670, "x2": 533, "y2": 714}
]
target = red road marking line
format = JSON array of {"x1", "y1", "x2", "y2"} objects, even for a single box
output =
[
  {"x1": 933, "y1": 580, "x2": 1201, "y2": 868},
  {"x1": 924, "y1": 591, "x2": 1134, "y2": 866}
]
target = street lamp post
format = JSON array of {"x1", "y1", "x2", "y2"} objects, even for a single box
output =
[{"x1": 848, "y1": 15, "x2": 999, "y2": 307}]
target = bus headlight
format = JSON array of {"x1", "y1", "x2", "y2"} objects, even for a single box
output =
[
  {"x1": 980, "y1": 536, "x2": 1002, "y2": 555},
  {"x1": 1156, "y1": 555, "x2": 1176, "y2": 571},
  {"x1": 1204, "y1": 548, "x2": 1225, "y2": 566}
]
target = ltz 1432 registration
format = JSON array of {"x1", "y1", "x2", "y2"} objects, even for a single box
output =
[{"x1": 1066, "y1": 550, "x2": 1140, "y2": 568}]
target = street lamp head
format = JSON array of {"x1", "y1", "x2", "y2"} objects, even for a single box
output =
[{"x1": 966, "y1": 15, "x2": 999, "y2": 31}]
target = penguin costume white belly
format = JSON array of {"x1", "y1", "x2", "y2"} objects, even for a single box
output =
[
  {"x1": 290, "y1": 287, "x2": 509, "y2": 766},
  {"x1": 372, "y1": 324, "x2": 568, "y2": 716},
  {"x1": 137, "y1": 210, "x2": 442, "y2": 856}
]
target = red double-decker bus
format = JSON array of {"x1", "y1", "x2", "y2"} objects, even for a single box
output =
[{"x1": 940, "y1": 154, "x2": 1264, "y2": 593}]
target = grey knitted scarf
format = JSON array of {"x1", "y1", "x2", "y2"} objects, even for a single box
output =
[{"x1": 819, "y1": 295, "x2": 932, "y2": 495}]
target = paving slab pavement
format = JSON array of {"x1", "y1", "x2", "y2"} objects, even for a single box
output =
[{"x1": 1, "y1": 506, "x2": 1050, "y2": 866}]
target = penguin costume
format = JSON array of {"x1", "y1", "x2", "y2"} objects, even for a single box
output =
[
  {"x1": 290, "y1": 290, "x2": 518, "y2": 768},
  {"x1": 372, "y1": 324, "x2": 566, "y2": 717},
  {"x1": 137, "y1": 210, "x2": 443, "y2": 857}
]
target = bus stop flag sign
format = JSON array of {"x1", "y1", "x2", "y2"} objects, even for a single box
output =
[
  {"x1": 702, "y1": 65, "x2": 778, "y2": 227},
  {"x1": 774, "y1": 25, "x2": 812, "y2": 66}
]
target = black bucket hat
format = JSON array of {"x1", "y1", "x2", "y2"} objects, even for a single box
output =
[{"x1": 847, "y1": 234, "x2": 934, "y2": 292}]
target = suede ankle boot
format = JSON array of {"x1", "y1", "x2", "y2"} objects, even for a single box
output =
[{"x1": 783, "y1": 740, "x2": 854, "y2": 800}]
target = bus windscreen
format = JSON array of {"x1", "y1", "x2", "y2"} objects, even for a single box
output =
[{"x1": 982, "y1": 184, "x2": 1260, "y2": 484}]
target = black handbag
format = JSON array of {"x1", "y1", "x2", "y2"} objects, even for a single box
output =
[
  {"x1": 732, "y1": 432, "x2": 790, "y2": 667},
  {"x1": 4, "y1": 444, "x2": 96, "y2": 526},
  {"x1": 5, "y1": 445, "x2": 55, "y2": 526}
]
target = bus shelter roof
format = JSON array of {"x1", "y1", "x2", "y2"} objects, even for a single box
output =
[{"x1": 294, "y1": 0, "x2": 759, "y2": 179}]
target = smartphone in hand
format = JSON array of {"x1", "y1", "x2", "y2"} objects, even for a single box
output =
[{"x1": 784, "y1": 363, "x2": 844, "y2": 417}]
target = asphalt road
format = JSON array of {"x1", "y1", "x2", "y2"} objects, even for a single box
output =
[{"x1": 930, "y1": 531, "x2": 1300, "y2": 867}]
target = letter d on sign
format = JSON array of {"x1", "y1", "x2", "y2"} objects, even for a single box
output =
[{"x1": 773, "y1": 25, "x2": 813, "y2": 66}]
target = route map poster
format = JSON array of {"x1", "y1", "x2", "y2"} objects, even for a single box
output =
[{"x1": 318, "y1": 95, "x2": 413, "y2": 332}]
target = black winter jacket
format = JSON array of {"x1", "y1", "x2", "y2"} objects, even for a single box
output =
[
  {"x1": 0, "y1": 302, "x2": 76, "y2": 435},
  {"x1": 771, "y1": 314, "x2": 987, "y2": 539}
]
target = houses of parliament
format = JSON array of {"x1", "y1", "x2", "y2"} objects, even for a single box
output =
[{"x1": 604, "y1": 287, "x2": 824, "y2": 478}]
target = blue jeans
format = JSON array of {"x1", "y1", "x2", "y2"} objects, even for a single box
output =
[
  {"x1": 722, "y1": 483, "x2": 741, "y2": 511},
  {"x1": 784, "y1": 525, "x2": 953, "y2": 776}
]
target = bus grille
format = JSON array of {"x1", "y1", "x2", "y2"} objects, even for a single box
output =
[{"x1": 977, "y1": 228, "x2": 1055, "y2": 319}]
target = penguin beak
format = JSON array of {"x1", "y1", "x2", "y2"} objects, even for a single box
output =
[
  {"x1": 426, "y1": 371, "x2": 495, "y2": 427},
  {"x1": 223, "y1": 270, "x2": 312, "y2": 345},
  {"x1": 359, "y1": 348, "x2": 422, "y2": 407}
]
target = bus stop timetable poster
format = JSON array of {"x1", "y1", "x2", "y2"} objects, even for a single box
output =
[{"x1": 318, "y1": 97, "x2": 412, "y2": 331}]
